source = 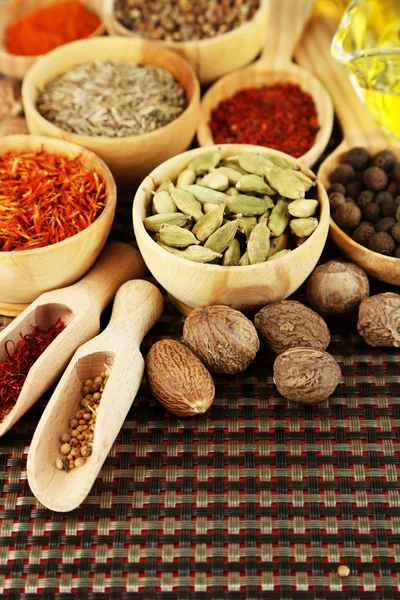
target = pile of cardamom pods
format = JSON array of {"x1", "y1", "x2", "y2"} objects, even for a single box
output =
[{"x1": 143, "y1": 151, "x2": 320, "y2": 265}]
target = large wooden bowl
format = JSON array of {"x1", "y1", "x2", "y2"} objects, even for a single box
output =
[
  {"x1": 133, "y1": 145, "x2": 330, "y2": 314},
  {"x1": 103, "y1": 0, "x2": 269, "y2": 85},
  {"x1": 0, "y1": 0, "x2": 105, "y2": 80},
  {"x1": 0, "y1": 135, "x2": 116, "y2": 308},
  {"x1": 22, "y1": 37, "x2": 201, "y2": 188}
]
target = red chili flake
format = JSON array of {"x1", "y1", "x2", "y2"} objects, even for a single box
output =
[
  {"x1": 0, "y1": 318, "x2": 65, "y2": 421},
  {"x1": 209, "y1": 82, "x2": 319, "y2": 158}
]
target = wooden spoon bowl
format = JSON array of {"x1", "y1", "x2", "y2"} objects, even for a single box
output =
[
  {"x1": 22, "y1": 36, "x2": 200, "y2": 187},
  {"x1": 197, "y1": 0, "x2": 334, "y2": 169},
  {"x1": 0, "y1": 0, "x2": 105, "y2": 79}
]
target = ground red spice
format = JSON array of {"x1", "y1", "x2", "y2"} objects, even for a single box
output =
[{"x1": 209, "y1": 82, "x2": 319, "y2": 157}]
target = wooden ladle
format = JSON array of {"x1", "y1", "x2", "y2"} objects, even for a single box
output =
[
  {"x1": 27, "y1": 279, "x2": 164, "y2": 512},
  {"x1": 197, "y1": 0, "x2": 334, "y2": 168},
  {"x1": 0, "y1": 242, "x2": 145, "y2": 437},
  {"x1": 295, "y1": 11, "x2": 400, "y2": 284}
]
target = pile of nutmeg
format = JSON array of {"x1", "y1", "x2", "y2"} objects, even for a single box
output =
[{"x1": 146, "y1": 259, "x2": 400, "y2": 416}]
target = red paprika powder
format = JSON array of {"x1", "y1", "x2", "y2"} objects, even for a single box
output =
[{"x1": 209, "y1": 82, "x2": 319, "y2": 158}]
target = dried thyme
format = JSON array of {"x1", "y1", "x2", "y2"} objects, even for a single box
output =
[{"x1": 36, "y1": 61, "x2": 187, "y2": 138}]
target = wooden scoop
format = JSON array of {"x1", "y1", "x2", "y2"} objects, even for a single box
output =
[
  {"x1": 0, "y1": 242, "x2": 145, "y2": 437},
  {"x1": 27, "y1": 279, "x2": 164, "y2": 512},
  {"x1": 197, "y1": 0, "x2": 334, "y2": 168},
  {"x1": 295, "y1": 11, "x2": 400, "y2": 284}
]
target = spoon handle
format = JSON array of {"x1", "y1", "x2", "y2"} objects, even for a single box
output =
[
  {"x1": 295, "y1": 11, "x2": 387, "y2": 147},
  {"x1": 258, "y1": 0, "x2": 315, "y2": 68}
]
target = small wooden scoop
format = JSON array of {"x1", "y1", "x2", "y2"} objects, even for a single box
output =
[
  {"x1": 295, "y1": 12, "x2": 399, "y2": 284},
  {"x1": 0, "y1": 242, "x2": 145, "y2": 437},
  {"x1": 198, "y1": 0, "x2": 334, "y2": 168},
  {"x1": 27, "y1": 279, "x2": 163, "y2": 512}
]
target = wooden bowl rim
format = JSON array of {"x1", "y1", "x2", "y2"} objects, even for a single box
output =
[
  {"x1": 197, "y1": 62, "x2": 334, "y2": 167},
  {"x1": 106, "y1": 0, "x2": 269, "y2": 48},
  {"x1": 0, "y1": 134, "x2": 116, "y2": 257},
  {"x1": 133, "y1": 144, "x2": 330, "y2": 273},
  {"x1": 22, "y1": 36, "x2": 201, "y2": 146}
]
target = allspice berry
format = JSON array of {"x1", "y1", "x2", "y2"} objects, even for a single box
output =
[
  {"x1": 376, "y1": 217, "x2": 396, "y2": 233},
  {"x1": 368, "y1": 231, "x2": 395, "y2": 255},
  {"x1": 356, "y1": 189, "x2": 374, "y2": 208},
  {"x1": 328, "y1": 182, "x2": 346, "y2": 195},
  {"x1": 330, "y1": 164, "x2": 355, "y2": 184},
  {"x1": 395, "y1": 246, "x2": 400, "y2": 258},
  {"x1": 396, "y1": 205, "x2": 400, "y2": 222},
  {"x1": 346, "y1": 180, "x2": 362, "y2": 198},
  {"x1": 273, "y1": 347, "x2": 341, "y2": 404},
  {"x1": 375, "y1": 191, "x2": 393, "y2": 204},
  {"x1": 382, "y1": 201, "x2": 396, "y2": 217},
  {"x1": 362, "y1": 202, "x2": 381, "y2": 222},
  {"x1": 388, "y1": 181, "x2": 399, "y2": 196},
  {"x1": 334, "y1": 203, "x2": 361, "y2": 230},
  {"x1": 391, "y1": 222, "x2": 400, "y2": 242},
  {"x1": 373, "y1": 149, "x2": 397, "y2": 172},
  {"x1": 352, "y1": 222, "x2": 375, "y2": 246},
  {"x1": 358, "y1": 292, "x2": 400, "y2": 347},
  {"x1": 254, "y1": 300, "x2": 330, "y2": 356},
  {"x1": 363, "y1": 166, "x2": 388, "y2": 191},
  {"x1": 306, "y1": 260, "x2": 370, "y2": 318},
  {"x1": 345, "y1": 147, "x2": 370, "y2": 170},
  {"x1": 394, "y1": 163, "x2": 400, "y2": 182},
  {"x1": 329, "y1": 192, "x2": 346, "y2": 210}
]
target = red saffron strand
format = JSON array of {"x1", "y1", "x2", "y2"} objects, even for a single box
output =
[{"x1": 0, "y1": 318, "x2": 65, "y2": 421}]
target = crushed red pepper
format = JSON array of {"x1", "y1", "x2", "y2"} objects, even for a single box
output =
[
  {"x1": 0, "y1": 150, "x2": 107, "y2": 252},
  {"x1": 209, "y1": 82, "x2": 319, "y2": 157}
]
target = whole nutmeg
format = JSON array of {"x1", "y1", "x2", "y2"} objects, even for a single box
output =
[
  {"x1": 254, "y1": 300, "x2": 330, "y2": 355},
  {"x1": 306, "y1": 260, "x2": 370, "y2": 318},
  {"x1": 368, "y1": 231, "x2": 395, "y2": 255},
  {"x1": 330, "y1": 164, "x2": 355, "y2": 184},
  {"x1": 183, "y1": 305, "x2": 259, "y2": 374},
  {"x1": 334, "y1": 203, "x2": 362, "y2": 230},
  {"x1": 146, "y1": 339, "x2": 215, "y2": 416},
  {"x1": 363, "y1": 166, "x2": 388, "y2": 191},
  {"x1": 376, "y1": 217, "x2": 396, "y2": 233},
  {"x1": 273, "y1": 348, "x2": 341, "y2": 403},
  {"x1": 357, "y1": 293, "x2": 400, "y2": 347},
  {"x1": 352, "y1": 222, "x2": 375, "y2": 246}
]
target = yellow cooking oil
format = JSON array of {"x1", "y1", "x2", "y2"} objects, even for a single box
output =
[{"x1": 332, "y1": 0, "x2": 400, "y2": 137}]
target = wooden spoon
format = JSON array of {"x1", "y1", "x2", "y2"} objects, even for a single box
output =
[
  {"x1": 27, "y1": 279, "x2": 164, "y2": 512},
  {"x1": 0, "y1": 242, "x2": 145, "y2": 437},
  {"x1": 197, "y1": 0, "x2": 334, "y2": 168},
  {"x1": 295, "y1": 12, "x2": 400, "y2": 284}
]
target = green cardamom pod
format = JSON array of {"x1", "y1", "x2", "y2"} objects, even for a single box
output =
[
  {"x1": 188, "y1": 150, "x2": 221, "y2": 175},
  {"x1": 288, "y1": 199, "x2": 319, "y2": 218},
  {"x1": 236, "y1": 174, "x2": 275, "y2": 195},
  {"x1": 203, "y1": 202, "x2": 219, "y2": 214},
  {"x1": 221, "y1": 160, "x2": 247, "y2": 175},
  {"x1": 292, "y1": 170, "x2": 316, "y2": 190},
  {"x1": 157, "y1": 241, "x2": 222, "y2": 263},
  {"x1": 264, "y1": 165, "x2": 307, "y2": 199},
  {"x1": 156, "y1": 179, "x2": 173, "y2": 192},
  {"x1": 296, "y1": 236, "x2": 307, "y2": 247},
  {"x1": 168, "y1": 184, "x2": 203, "y2": 222},
  {"x1": 226, "y1": 187, "x2": 239, "y2": 196},
  {"x1": 152, "y1": 190, "x2": 177, "y2": 214},
  {"x1": 238, "y1": 153, "x2": 273, "y2": 176},
  {"x1": 177, "y1": 168, "x2": 196, "y2": 187},
  {"x1": 222, "y1": 238, "x2": 241, "y2": 266},
  {"x1": 258, "y1": 209, "x2": 271, "y2": 223},
  {"x1": 212, "y1": 166, "x2": 242, "y2": 184},
  {"x1": 263, "y1": 154, "x2": 294, "y2": 169},
  {"x1": 181, "y1": 184, "x2": 227, "y2": 204},
  {"x1": 267, "y1": 231, "x2": 289, "y2": 257},
  {"x1": 144, "y1": 212, "x2": 192, "y2": 232},
  {"x1": 204, "y1": 219, "x2": 240, "y2": 253},
  {"x1": 248, "y1": 221, "x2": 271, "y2": 264},
  {"x1": 192, "y1": 205, "x2": 224, "y2": 243},
  {"x1": 158, "y1": 224, "x2": 200, "y2": 248},
  {"x1": 200, "y1": 172, "x2": 229, "y2": 191},
  {"x1": 239, "y1": 251, "x2": 250, "y2": 266},
  {"x1": 289, "y1": 217, "x2": 319, "y2": 237},
  {"x1": 238, "y1": 216, "x2": 257, "y2": 240},
  {"x1": 268, "y1": 249, "x2": 291, "y2": 260},
  {"x1": 268, "y1": 199, "x2": 290, "y2": 237},
  {"x1": 226, "y1": 194, "x2": 274, "y2": 217}
]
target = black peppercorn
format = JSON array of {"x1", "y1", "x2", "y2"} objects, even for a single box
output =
[
  {"x1": 357, "y1": 189, "x2": 374, "y2": 208},
  {"x1": 328, "y1": 182, "x2": 346, "y2": 195},
  {"x1": 363, "y1": 166, "x2": 389, "y2": 191},
  {"x1": 352, "y1": 222, "x2": 375, "y2": 246},
  {"x1": 376, "y1": 217, "x2": 396, "y2": 233},
  {"x1": 344, "y1": 147, "x2": 371, "y2": 170},
  {"x1": 331, "y1": 164, "x2": 355, "y2": 184},
  {"x1": 368, "y1": 231, "x2": 395, "y2": 255},
  {"x1": 373, "y1": 149, "x2": 397, "y2": 172},
  {"x1": 329, "y1": 192, "x2": 346, "y2": 210},
  {"x1": 362, "y1": 202, "x2": 381, "y2": 223},
  {"x1": 387, "y1": 181, "x2": 399, "y2": 196},
  {"x1": 393, "y1": 163, "x2": 400, "y2": 182},
  {"x1": 375, "y1": 191, "x2": 393, "y2": 204},
  {"x1": 334, "y1": 203, "x2": 362, "y2": 230},
  {"x1": 382, "y1": 201, "x2": 397, "y2": 218},
  {"x1": 346, "y1": 180, "x2": 362, "y2": 198},
  {"x1": 391, "y1": 223, "x2": 400, "y2": 243}
]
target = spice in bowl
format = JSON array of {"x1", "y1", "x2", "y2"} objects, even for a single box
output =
[
  {"x1": 0, "y1": 319, "x2": 65, "y2": 422},
  {"x1": 114, "y1": 0, "x2": 260, "y2": 41},
  {"x1": 328, "y1": 147, "x2": 400, "y2": 257},
  {"x1": 36, "y1": 61, "x2": 188, "y2": 138},
  {"x1": 0, "y1": 150, "x2": 107, "y2": 252},
  {"x1": 4, "y1": 1, "x2": 101, "y2": 57},
  {"x1": 143, "y1": 150, "x2": 320, "y2": 265},
  {"x1": 209, "y1": 83, "x2": 318, "y2": 157}
]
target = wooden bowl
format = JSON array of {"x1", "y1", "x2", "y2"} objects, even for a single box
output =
[
  {"x1": 22, "y1": 36, "x2": 201, "y2": 188},
  {"x1": 0, "y1": 135, "x2": 116, "y2": 307},
  {"x1": 103, "y1": 0, "x2": 269, "y2": 85},
  {"x1": 133, "y1": 144, "x2": 330, "y2": 314},
  {"x1": 0, "y1": 0, "x2": 105, "y2": 80}
]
